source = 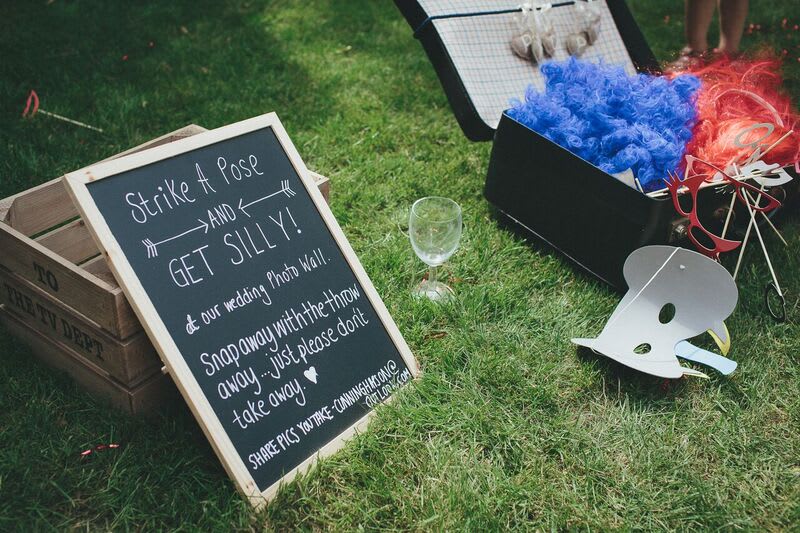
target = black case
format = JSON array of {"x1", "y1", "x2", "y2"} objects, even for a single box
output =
[{"x1": 394, "y1": 0, "x2": 751, "y2": 289}]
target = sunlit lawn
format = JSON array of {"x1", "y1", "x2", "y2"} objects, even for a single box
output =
[{"x1": 1, "y1": 0, "x2": 799, "y2": 529}]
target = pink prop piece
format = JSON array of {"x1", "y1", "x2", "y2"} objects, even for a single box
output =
[{"x1": 22, "y1": 90, "x2": 40, "y2": 117}]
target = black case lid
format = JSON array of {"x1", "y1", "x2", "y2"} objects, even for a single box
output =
[{"x1": 395, "y1": 0, "x2": 660, "y2": 141}]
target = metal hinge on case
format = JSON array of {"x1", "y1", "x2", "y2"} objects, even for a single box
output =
[{"x1": 669, "y1": 217, "x2": 690, "y2": 243}]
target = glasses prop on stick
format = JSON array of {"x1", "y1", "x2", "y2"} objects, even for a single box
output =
[
  {"x1": 664, "y1": 154, "x2": 782, "y2": 259},
  {"x1": 719, "y1": 123, "x2": 795, "y2": 322},
  {"x1": 729, "y1": 162, "x2": 793, "y2": 322},
  {"x1": 720, "y1": 122, "x2": 794, "y2": 241},
  {"x1": 668, "y1": 117, "x2": 795, "y2": 321}
]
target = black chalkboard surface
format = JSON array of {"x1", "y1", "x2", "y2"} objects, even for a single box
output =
[{"x1": 63, "y1": 114, "x2": 418, "y2": 506}]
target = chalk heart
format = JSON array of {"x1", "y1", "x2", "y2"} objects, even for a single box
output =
[{"x1": 303, "y1": 366, "x2": 318, "y2": 384}]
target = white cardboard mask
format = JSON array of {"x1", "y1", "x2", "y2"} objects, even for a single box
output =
[{"x1": 572, "y1": 246, "x2": 738, "y2": 378}]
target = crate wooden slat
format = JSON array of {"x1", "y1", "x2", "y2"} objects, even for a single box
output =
[
  {"x1": 0, "y1": 124, "x2": 331, "y2": 413},
  {"x1": 0, "y1": 125, "x2": 210, "y2": 238},
  {"x1": 0, "y1": 268, "x2": 160, "y2": 385},
  {"x1": 0, "y1": 305, "x2": 176, "y2": 414},
  {"x1": 81, "y1": 255, "x2": 116, "y2": 285},
  {"x1": 0, "y1": 225, "x2": 131, "y2": 334},
  {"x1": 0, "y1": 126, "x2": 212, "y2": 339},
  {"x1": 1, "y1": 179, "x2": 77, "y2": 238},
  {"x1": 35, "y1": 219, "x2": 98, "y2": 265}
]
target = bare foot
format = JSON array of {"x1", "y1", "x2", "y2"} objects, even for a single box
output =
[{"x1": 665, "y1": 46, "x2": 707, "y2": 72}]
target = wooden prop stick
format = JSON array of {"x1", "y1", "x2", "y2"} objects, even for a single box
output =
[
  {"x1": 732, "y1": 164, "x2": 759, "y2": 279},
  {"x1": 720, "y1": 193, "x2": 738, "y2": 240},
  {"x1": 759, "y1": 201, "x2": 788, "y2": 247},
  {"x1": 22, "y1": 90, "x2": 103, "y2": 133},
  {"x1": 35, "y1": 109, "x2": 104, "y2": 133},
  {"x1": 732, "y1": 210, "x2": 754, "y2": 280},
  {"x1": 750, "y1": 130, "x2": 795, "y2": 163},
  {"x1": 732, "y1": 177, "x2": 783, "y2": 298},
  {"x1": 721, "y1": 130, "x2": 794, "y2": 243},
  {"x1": 743, "y1": 189, "x2": 783, "y2": 297},
  {"x1": 725, "y1": 170, "x2": 788, "y2": 248}
]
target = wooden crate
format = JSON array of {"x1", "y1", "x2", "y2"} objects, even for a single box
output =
[
  {"x1": 0, "y1": 267, "x2": 160, "y2": 385},
  {"x1": 0, "y1": 306, "x2": 177, "y2": 413},
  {"x1": 0, "y1": 125, "x2": 330, "y2": 414}
]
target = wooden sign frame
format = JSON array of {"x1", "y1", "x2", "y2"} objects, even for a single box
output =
[{"x1": 63, "y1": 113, "x2": 419, "y2": 508}]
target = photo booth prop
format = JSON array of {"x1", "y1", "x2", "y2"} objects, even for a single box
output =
[
  {"x1": 572, "y1": 245, "x2": 738, "y2": 379},
  {"x1": 394, "y1": 0, "x2": 798, "y2": 289}
]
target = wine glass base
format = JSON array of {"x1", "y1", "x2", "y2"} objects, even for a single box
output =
[{"x1": 412, "y1": 280, "x2": 454, "y2": 302}]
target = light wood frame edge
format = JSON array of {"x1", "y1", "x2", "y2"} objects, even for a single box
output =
[{"x1": 62, "y1": 112, "x2": 419, "y2": 509}]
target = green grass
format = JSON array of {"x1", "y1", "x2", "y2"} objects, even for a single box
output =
[{"x1": 2, "y1": 0, "x2": 800, "y2": 529}]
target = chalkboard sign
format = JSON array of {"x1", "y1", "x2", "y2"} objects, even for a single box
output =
[{"x1": 63, "y1": 113, "x2": 418, "y2": 507}]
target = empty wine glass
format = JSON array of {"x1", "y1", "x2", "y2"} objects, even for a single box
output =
[{"x1": 409, "y1": 196, "x2": 462, "y2": 301}]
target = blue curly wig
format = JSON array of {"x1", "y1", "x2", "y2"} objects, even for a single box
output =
[{"x1": 507, "y1": 58, "x2": 700, "y2": 192}]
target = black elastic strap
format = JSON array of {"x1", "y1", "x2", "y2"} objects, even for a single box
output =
[{"x1": 413, "y1": 1, "x2": 576, "y2": 38}]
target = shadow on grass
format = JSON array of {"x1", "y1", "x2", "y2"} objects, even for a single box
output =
[
  {"x1": 574, "y1": 343, "x2": 758, "y2": 414},
  {"x1": 0, "y1": 326, "x2": 250, "y2": 528},
  {"x1": 574, "y1": 345, "x2": 697, "y2": 403},
  {"x1": 489, "y1": 206, "x2": 620, "y2": 294},
  {"x1": 0, "y1": 0, "x2": 337, "y2": 198}
]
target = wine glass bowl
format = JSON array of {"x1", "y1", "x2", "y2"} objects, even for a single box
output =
[{"x1": 408, "y1": 197, "x2": 462, "y2": 301}]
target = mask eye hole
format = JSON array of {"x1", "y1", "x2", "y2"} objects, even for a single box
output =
[
  {"x1": 633, "y1": 343, "x2": 651, "y2": 355},
  {"x1": 659, "y1": 303, "x2": 676, "y2": 324}
]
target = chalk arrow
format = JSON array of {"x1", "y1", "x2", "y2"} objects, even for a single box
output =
[
  {"x1": 142, "y1": 218, "x2": 209, "y2": 259},
  {"x1": 238, "y1": 180, "x2": 296, "y2": 218}
]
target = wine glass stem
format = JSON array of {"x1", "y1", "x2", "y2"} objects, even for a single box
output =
[{"x1": 428, "y1": 265, "x2": 438, "y2": 285}]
